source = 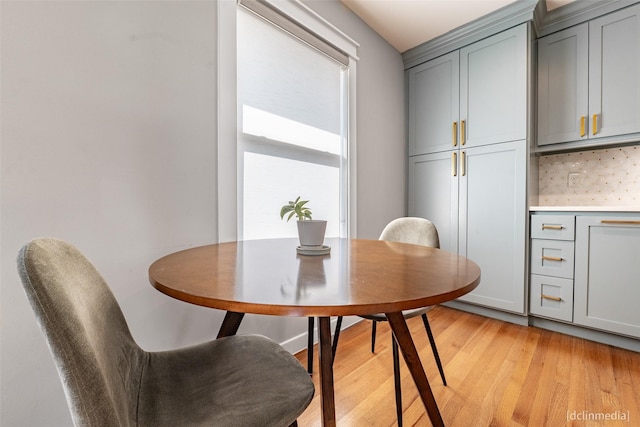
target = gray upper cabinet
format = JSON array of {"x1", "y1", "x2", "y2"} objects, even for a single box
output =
[
  {"x1": 407, "y1": 24, "x2": 528, "y2": 156},
  {"x1": 408, "y1": 52, "x2": 459, "y2": 155},
  {"x1": 589, "y1": 4, "x2": 640, "y2": 139},
  {"x1": 537, "y1": 24, "x2": 589, "y2": 145},
  {"x1": 537, "y1": 3, "x2": 640, "y2": 147},
  {"x1": 460, "y1": 24, "x2": 528, "y2": 148}
]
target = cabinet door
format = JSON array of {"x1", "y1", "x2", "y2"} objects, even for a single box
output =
[
  {"x1": 408, "y1": 152, "x2": 459, "y2": 253},
  {"x1": 457, "y1": 140, "x2": 527, "y2": 313},
  {"x1": 574, "y1": 216, "x2": 640, "y2": 338},
  {"x1": 460, "y1": 24, "x2": 528, "y2": 148},
  {"x1": 589, "y1": 4, "x2": 640, "y2": 139},
  {"x1": 537, "y1": 24, "x2": 588, "y2": 145},
  {"x1": 408, "y1": 51, "x2": 459, "y2": 155}
]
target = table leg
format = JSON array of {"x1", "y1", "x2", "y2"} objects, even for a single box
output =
[
  {"x1": 217, "y1": 311, "x2": 244, "y2": 338},
  {"x1": 307, "y1": 317, "x2": 315, "y2": 374},
  {"x1": 318, "y1": 317, "x2": 337, "y2": 427},
  {"x1": 385, "y1": 311, "x2": 445, "y2": 427}
]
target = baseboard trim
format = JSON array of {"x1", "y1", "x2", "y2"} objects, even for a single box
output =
[
  {"x1": 442, "y1": 301, "x2": 529, "y2": 326},
  {"x1": 442, "y1": 301, "x2": 640, "y2": 353},
  {"x1": 529, "y1": 316, "x2": 640, "y2": 353},
  {"x1": 282, "y1": 316, "x2": 363, "y2": 355}
]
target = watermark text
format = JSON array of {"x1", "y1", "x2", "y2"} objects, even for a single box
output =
[{"x1": 567, "y1": 410, "x2": 630, "y2": 422}]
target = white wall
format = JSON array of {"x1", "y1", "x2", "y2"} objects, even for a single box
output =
[{"x1": 0, "y1": 0, "x2": 405, "y2": 425}]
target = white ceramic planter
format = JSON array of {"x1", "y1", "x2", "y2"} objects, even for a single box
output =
[{"x1": 296, "y1": 220, "x2": 327, "y2": 247}]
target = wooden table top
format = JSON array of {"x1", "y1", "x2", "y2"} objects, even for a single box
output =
[{"x1": 149, "y1": 238, "x2": 481, "y2": 317}]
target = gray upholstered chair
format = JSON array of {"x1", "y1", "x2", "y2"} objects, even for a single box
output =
[
  {"x1": 17, "y1": 238, "x2": 314, "y2": 427},
  {"x1": 366, "y1": 218, "x2": 446, "y2": 421},
  {"x1": 322, "y1": 217, "x2": 446, "y2": 427}
]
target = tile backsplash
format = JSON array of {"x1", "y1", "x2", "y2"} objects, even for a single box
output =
[{"x1": 538, "y1": 145, "x2": 640, "y2": 206}]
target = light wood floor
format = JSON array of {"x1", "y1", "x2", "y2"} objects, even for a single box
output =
[{"x1": 294, "y1": 306, "x2": 640, "y2": 426}]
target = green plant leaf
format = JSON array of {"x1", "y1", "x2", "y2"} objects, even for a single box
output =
[{"x1": 280, "y1": 196, "x2": 312, "y2": 221}]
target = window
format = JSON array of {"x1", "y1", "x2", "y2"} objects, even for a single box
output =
[{"x1": 237, "y1": 2, "x2": 350, "y2": 240}]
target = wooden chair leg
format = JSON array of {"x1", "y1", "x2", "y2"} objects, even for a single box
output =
[
  {"x1": 421, "y1": 313, "x2": 447, "y2": 386},
  {"x1": 391, "y1": 334, "x2": 403, "y2": 427},
  {"x1": 371, "y1": 320, "x2": 378, "y2": 353},
  {"x1": 307, "y1": 317, "x2": 314, "y2": 374},
  {"x1": 310, "y1": 316, "x2": 344, "y2": 373},
  {"x1": 331, "y1": 316, "x2": 343, "y2": 366}
]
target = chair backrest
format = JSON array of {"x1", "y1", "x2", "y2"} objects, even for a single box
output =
[
  {"x1": 379, "y1": 217, "x2": 440, "y2": 248},
  {"x1": 17, "y1": 238, "x2": 145, "y2": 426}
]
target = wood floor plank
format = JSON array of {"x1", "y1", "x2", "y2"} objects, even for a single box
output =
[
  {"x1": 494, "y1": 325, "x2": 539, "y2": 426},
  {"x1": 294, "y1": 306, "x2": 640, "y2": 426}
]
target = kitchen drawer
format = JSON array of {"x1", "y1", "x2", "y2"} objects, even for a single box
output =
[
  {"x1": 531, "y1": 215, "x2": 575, "y2": 240},
  {"x1": 530, "y1": 274, "x2": 574, "y2": 322},
  {"x1": 531, "y1": 239, "x2": 575, "y2": 279}
]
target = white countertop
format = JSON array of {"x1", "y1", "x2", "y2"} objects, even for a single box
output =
[{"x1": 530, "y1": 206, "x2": 640, "y2": 213}]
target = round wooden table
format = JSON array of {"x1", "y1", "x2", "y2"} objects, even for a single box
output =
[{"x1": 149, "y1": 238, "x2": 481, "y2": 426}]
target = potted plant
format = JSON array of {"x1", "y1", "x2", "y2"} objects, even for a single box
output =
[{"x1": 280, "y1": 196, "x2": 327, "y2": 248}]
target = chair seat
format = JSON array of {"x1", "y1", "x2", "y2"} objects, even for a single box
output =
[
  {"x1": 359, "y1": 305, "x2": 433, "y2": 322},
  {"x1": 139, "y1": 334, "x2": 314, "y2": 427}
]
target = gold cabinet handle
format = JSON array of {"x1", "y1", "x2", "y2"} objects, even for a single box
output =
[
  {"x1": 541, "y1": 294, "x2": 562, "y2": 302},
  {"x1": 541, "y1": 224, "x2": 563, "y2": 230},
  {"x1": 580, "y1": 116, "x2": 586, "y2": 137},
  {"x1": 452, "y1": 122, "x2": 458, "y2": 147},
  {"x1": 601, "y1": 220, "x2": 640, "y2": 225},
  {"x1": 592, "y1": 114, "x2": 598, "y2": 135},
  {"x1": 452, "y1": 152, "x2": 457, "y2": 177},
  {"x1": 460, "y1": 120, "x2": 466, "y2": 146},
  {"x1": 461, "y1": 151, "x2": 466, "y2": 176},
  {"x1": 541, "y1": 255, "x2": 564, "y2": 262}
]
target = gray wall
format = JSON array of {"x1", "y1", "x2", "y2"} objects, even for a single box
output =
[
  {"x1": 306, "y1": 0, "x2": 407, "y2": 237},
  {"x1": 0, "y1": 0, "x2": 405, "y2": 425}
]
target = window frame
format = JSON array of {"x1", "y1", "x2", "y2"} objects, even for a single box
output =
[{"x1": 217, "y1": 0, "x2": 358, "y2": 242}]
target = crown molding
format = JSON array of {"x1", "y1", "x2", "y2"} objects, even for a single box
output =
[
  {"x1": 402, "y1": 0, "x2": 640, "y2": 69},
  {"x1": 402, "y1": 0, "x2": 538, "y2": 69},
  {"x1": 536, "y1": 0, "x2": 640, "y2": 37}
]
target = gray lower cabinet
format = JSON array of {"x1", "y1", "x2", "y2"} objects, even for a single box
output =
[
  {"x1": 574, "y1": 216, "x2": 640, "y2": 338},
  {"x1": 410, "y1": 140, "x2": 527, "y2": 314},
  {"x1": 408, "y1": 151, "x2": 458, "y2": 253},
  {"x1": 537, "y1": 3, "x2": 640, "y2": 147},
  {"x1": 529, "y1": 214, "x2": 576, "y2": 322}
]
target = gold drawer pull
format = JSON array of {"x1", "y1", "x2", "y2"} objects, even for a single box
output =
[
  {"x1": 601, "y1": 220, "x2": 640, "y2": 225},
  {"x1": 542, "y1": 294, "x2": 562, "y2": 302},
  {"x1": 452, "y1": 122, "x2": 458, "y2": 147},
  {"x1": 541, "y1": 224, "x2": 563, "y2": 230},
  {"x1": 580, "y1": 116, "x2": 586, "y2": 137},
  {"x1": 541, "y1": 255, "x2": 563, "y2": 262},
  {"x1": 592, "y1": 114, "x2": 598, "y2": 135}
]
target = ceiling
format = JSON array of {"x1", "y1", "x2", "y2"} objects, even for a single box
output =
[{"x1": 339, "y1": 0, "x2": 576, "y2": 52}]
